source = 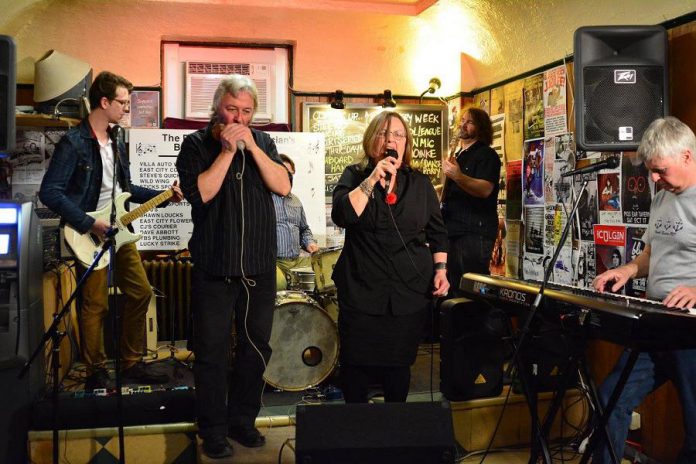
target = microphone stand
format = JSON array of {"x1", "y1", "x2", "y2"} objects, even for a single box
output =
[
  {"x1": 506, "y1": 177, "x2": 590, "y2": 464},
  {"x1": 19, "y1": 228, "x2": 118, "y2": 464},
  {"x1": 110, "y1": 127, "x2": 126, "y2": 463}
]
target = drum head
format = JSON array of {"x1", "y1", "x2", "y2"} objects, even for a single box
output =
[{"x1": 264, "y1": 291, "x2": 338, "y2": 391}]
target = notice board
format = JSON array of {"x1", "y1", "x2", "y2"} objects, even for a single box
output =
[{"x1": 302, "y1": 103, "x2": 448, "y2": 202}]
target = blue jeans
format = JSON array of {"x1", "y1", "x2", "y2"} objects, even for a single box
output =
[{"x1": 593, "y1": 349, "x2": 696, "y2": 464}]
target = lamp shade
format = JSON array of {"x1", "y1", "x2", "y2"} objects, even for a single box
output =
[{"x1": 34, "y1": 50, "x2": 91, "y2": 102}]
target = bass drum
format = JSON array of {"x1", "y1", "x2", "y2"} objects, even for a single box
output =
[{"x1": 264, "y1": 291, "x2": 339, "y2": 391}]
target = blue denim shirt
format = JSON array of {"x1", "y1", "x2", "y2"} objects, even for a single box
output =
[{"x1": 39, "y1": 119, "x2": 163, "y2": 234}]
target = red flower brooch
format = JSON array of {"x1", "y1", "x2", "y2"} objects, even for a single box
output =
[{"x1": 386, "y1": 192, "x2": 398, "y2": 205}]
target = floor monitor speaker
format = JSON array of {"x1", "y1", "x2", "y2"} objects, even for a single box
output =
[{"x1": 295, "y1": 402, "x2": 455, "y2": 464}]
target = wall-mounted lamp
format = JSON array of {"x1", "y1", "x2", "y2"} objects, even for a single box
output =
[
  {"x1": 330, "y1": 90, "x2": 345, "y2": 109},
  {"x1": 419, "y1": 77, "x2": 442, "y2": 103},
  {"x1": 381, "y1": 89, "x2": 397, "y2": 108}
]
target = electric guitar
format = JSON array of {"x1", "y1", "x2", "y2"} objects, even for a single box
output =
[{"x1": 63, "y1": 189, "x2": 174, "y2": 269}]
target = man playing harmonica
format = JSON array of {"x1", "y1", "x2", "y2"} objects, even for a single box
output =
[{"x1": 176, "y1": 74, "x2": 290, "y2": 459}]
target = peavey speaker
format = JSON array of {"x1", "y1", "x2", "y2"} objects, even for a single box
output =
[
  {"x1": 440, "y1": 297, "x2": 507, "y2": 401},
  {"x1": 574, "y1": 25, "x2": 668, "y2": 151},
  {"x1": 0, "y1": 35, "x2": 16, "y2": 152},
  {"x1": 295, "y1": 402, "x2": 455, "y2": 464}
]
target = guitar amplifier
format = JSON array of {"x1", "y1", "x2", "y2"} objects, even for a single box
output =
[{"x1": 38, "y1": 208, "x2": 73, "y2": 269}]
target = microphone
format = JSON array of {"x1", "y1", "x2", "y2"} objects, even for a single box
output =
[
  {"x1": 561, "y1": 156, "x2": 620, "y2": 178},
  {"x1": 110, "y1": 124, "x2": 122, "y2": 143},
  {"x1": 384, "y1": 148, "x2": 398, "y2": 188}
]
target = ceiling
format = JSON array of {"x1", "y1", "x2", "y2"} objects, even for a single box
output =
[{"x1": 145, "y1": 0, "x2": 438, "y2": 15}]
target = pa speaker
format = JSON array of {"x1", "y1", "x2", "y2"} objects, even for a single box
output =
[
  {"x1": 0, "y1": 357, "x2": 32, "y2": 464},
  {"x1": 0, "y1": 35, "x2": 16, "y2": 152},
  {"x1": 574, "y1": 25, "x2": 668, "y2": 151},
  {"x1": 439, "y1": 297, "x2": 506, "y2": 401},
  {"x1": 295, "y1": 402, "x2": 455, "y2": 464}
]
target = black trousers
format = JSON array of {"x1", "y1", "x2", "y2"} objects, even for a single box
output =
[
  {"x1": 340, "y1": 365, "x2": 411, "y2": 403},
  {"x1": 191, "y1": 268, "x2": 276, "y2": 438},
  {"x1": 448, "y1": 232, "x2": 495, "y2": 296}
]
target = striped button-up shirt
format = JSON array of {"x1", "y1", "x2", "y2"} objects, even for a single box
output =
[
  {"x1": 273, "y1": 192, "x2": 315, "y2": 259},
  {"x1": 176, "y1": 124, "x2": 282, "y2": 276}
]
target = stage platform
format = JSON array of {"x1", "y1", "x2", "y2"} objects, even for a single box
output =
[{"x1": 25, "y1": 343, "x2": 590, "y2": 463}]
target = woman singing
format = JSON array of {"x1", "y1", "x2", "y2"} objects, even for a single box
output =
[{"x1": 331, "y1": 111, "x2": 449, "y2": 403}]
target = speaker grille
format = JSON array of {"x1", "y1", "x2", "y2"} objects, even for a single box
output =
[{"x1": 582, "y1": 66, "x2": 664, "y2": 147}]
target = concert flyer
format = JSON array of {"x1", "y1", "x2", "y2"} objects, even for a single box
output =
[
  {"x1": 621, "y1": 152, "x2": 651, "y2": 225},
  {"x1": 543, "y1": 65, "x2": 568, "y2": 137},
  {"x1": 503, "y1": 80, "x2": 524, "y2": 161},
  {"x1": 522, "y1": 138, "x2": 545, "y2": 205},
  {"x1": 575, "y1": 240, "x2": 596, "y2": 288},
  {"x1": 524, "y1": 205, "x2": 544, "y2": 254},
  {"x1": 594, "y1": 224, "x2": 627, "y2": 294},
  {"x1": 597, "y1": 153, "x2": 623, "y2": 224},
  {"x1": 625, "y1": 226, "x2": 647, "y2": 297},
  {"x1": 505, "y1": 160, "x2": 523, "y2": 220},
  {"x1": 523, "y1": 73, "x2": 544, "y2": 140}
]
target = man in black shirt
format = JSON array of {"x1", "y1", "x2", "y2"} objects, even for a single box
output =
[
  {"x1": 176, "y1": 75, "x2": 290, "y2": 459},
  {"x1": 441, "y1": 107, "x2": 501, "y2": 294}
]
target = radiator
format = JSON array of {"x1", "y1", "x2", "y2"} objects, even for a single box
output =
[{"x1": 142, "y1": 259, "x2": 193, "y2": 342}]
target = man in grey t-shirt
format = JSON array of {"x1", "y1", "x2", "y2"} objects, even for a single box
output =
[{"x1": 592, "y1": 116, "x2": 696, "y2": 464}]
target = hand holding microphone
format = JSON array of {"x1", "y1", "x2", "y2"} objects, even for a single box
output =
[
  {"x1": 212, "y1": 123, "x2": 246, "y2": 153},
  {"x1": 384, "y1": 148, "x2": 398, "y2": 189}
]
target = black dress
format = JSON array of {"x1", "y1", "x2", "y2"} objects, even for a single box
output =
[{"x1": 331, "y1": 163, "x2": 448, "y2": 366}]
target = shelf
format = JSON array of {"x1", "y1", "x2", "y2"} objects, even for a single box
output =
[{"x1": 16, "y1": 113, "x2": 80, "y2": 128}]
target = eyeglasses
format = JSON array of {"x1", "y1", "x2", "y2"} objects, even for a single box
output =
[
  {"x1": 112, "y1": 98, "x2": 130, "y2": 108},
  {"x1": 377, "y1": 130, "x2": 407, "y2": 140}
]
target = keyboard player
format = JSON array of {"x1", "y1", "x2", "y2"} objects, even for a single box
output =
[{"x1": 591, "y1": 116, "x2": 696, "y2": 464}]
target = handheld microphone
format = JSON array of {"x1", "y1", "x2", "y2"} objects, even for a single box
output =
[
  {"x1": 384, "y1": 148, "x2": 398, "y2": 187},
  {"x1": 561, "y1": 156, "x2": 620, "y2": 178}
]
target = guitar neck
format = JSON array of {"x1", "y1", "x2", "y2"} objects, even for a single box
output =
[{"x1": 121, "y1": 189, "x2": 174, "y2": 226}]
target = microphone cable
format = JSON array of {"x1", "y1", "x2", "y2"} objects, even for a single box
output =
[
  {"x1": 384, "y1": 181, "x2": 432, "y2": 287},
  {"x1": 235, "y1": 145, "x2": 269, "y2": 415}
]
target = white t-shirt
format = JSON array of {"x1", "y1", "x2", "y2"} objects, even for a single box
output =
[{"x1": 97, "y1": 140, "x2": 123, "y2": 210}]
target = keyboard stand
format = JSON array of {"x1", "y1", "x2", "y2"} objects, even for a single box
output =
[{"x1": 579, "y1": 349, "x2": 639, "y2": 464}]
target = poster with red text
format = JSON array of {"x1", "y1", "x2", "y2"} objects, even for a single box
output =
[{"x1": 594, "y1": 224, "x2": 627, "y2": 294}]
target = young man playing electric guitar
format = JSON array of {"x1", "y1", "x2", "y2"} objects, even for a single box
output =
[{"x1": 39, "y1": 71, "x2": 183, "y2": 390}]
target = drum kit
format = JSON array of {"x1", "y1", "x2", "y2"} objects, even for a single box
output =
[{"x1": 264, "y1": 247, "x2": 342, "y2": 391}]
